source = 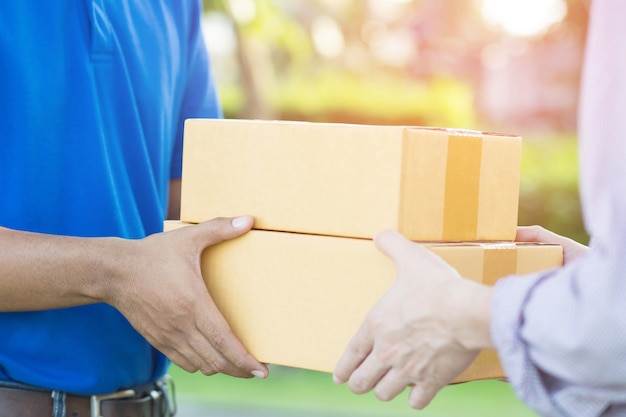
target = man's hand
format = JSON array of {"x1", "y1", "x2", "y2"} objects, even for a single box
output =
[
  {"x1": 333, "y1": 231, "x2": 493, "y2": 409},
  {"x1": 105, "y1": 216, "x2": 268, "y2": 379},
  {"x1": 516, "y1": 225, "x2": 588, "y2": 264}
]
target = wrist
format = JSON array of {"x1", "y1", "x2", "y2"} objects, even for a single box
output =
[
  {"x1": 85, "y1": 237, "x2": 136, "y2": 305},
  {"x1": 447, "y1": 279, "x2": 494, "y2": 350}
]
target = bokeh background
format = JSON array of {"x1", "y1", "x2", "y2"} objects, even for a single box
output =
[{"x1": 172, "y1": 0, "x2": 590, "y2": 415}]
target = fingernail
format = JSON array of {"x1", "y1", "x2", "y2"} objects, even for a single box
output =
[
  {"x1": 232, "y1": 216, "x2": 250, "y2": 229},
  {"x1": 251, "y1": 370, "x2": 266, "y2": 379},
  {"x1": 332, "y1": 374, "x2": 344, "y2": 384}
]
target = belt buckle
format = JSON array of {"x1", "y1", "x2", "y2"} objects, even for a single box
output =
[
  {"x1": 156, "y1": 375, "x2": 177, "y2": 417},
  {"x1": 90, "y1": 388, "x2": 135, "y2": 417}
]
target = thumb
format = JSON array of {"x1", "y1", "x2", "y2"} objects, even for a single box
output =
[
  {"x1": 373, "y1": 230, "x2": 418, "y2": 283},
  {"x1": 374, "y1": 230, "x2": 453, "y2": 281},
  {"x1": 374, "y1": 230, "x2": 420, "y2": 265},
  {"x1": 189, "y1": 216, "x2": 254, "y2": 249}
]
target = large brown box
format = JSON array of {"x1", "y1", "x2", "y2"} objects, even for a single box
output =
[
  {"x1": 164, "y1": 221, "x2": 562, "y2": 383},
  {"x1": 180, "y1": 119, "x2": 522, "y2": 241}
]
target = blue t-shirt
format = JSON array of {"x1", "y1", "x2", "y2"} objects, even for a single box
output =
[{"x1": 0, "y1": 1, "x2": 222, "y2": 394}]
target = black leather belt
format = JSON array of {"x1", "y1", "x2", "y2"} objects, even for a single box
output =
[{"x1": 0, "y1": 377, "x2": 176, "y2": 417}]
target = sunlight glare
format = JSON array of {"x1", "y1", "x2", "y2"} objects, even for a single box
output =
[
  {"x1": 228, "y1": 0, "x2": 257, "y2": 25},
  {"x1": 312, "y1": 16, "x2": 345, "y2": 58},
  {"x1": 481, "y1": 0, "x2": 567, "y2": 37}
]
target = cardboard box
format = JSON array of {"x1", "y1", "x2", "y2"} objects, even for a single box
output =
[
  {"x1": 180, "y1": 119, "x2": 522, "y2": 241},
  {"x1": 164, "y1": 221, "x2": 562, "y2": 382}
]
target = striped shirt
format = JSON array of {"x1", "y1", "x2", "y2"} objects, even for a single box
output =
[{"x1": 492, "y1": 1, "x2": 626, "y2": 415}]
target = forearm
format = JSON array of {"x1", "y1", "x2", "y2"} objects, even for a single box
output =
[
  {"x1": 0, "y1": 218, "x2": 269, "y2": 378},
  {"x1": 0, "y1": 226, "x2": 127, "y2": 311},
  {"x1": 492, "y1": 249, "x2": 626, "y2": 416}
]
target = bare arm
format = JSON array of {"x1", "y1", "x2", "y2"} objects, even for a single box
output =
[
  {"x1": 0, "y1": 226, "x2": 125, "y2": 311},
  {"x1": 0, "y1": 217, "x2": 267, "y2": 379}
]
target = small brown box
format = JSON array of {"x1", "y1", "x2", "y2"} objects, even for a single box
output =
[{"x1": 180, "y1": 119, "x2": 522, "y2": 241}]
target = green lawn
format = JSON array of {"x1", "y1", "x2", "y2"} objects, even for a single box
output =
[{"x1": 169, "y1": 365, "x2": 538, "y2": 416}]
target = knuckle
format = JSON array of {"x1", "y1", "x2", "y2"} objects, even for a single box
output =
[
  {"x1": 408, "y1": 386, "x2": 433, "y2": 410},
  {"x1": 366, "y1": 314, "x2": 389, "y2": 335},
  {"x1": 209, "y1": 332, "x2": 228, "y2": 353},
  {"x1": 200, "y1": 368, "x2": 217, "y2": 376},
  {"x1": 209, "y1": 355, "x2": 230, "y2": 373},
  {"x1": 409, "y1": 397, "x2": 427, "y2": 410},
  {"x1": 231, "y1": 356, "x2": 249, "y2": 371},
  {"x1": 180, "y1": 362, "x2": 199, "y2": 373},
  {"x1": 173, "y1": 297, "x2": 195, "y2": 317},
  {"x1": 348, "y1": 343, "x2": 368, "y2": 359},
  {"x1": 374, "y1": 388, "x2": 393, "y2": 402},
  {"x1": 348, "y1": 375, "x2": 369, "y2": 394},
  {"x1": 209, "y1": 217, "x2": 229, "y2": 229},
  {"x1": 377, "y1": 345, "x2": 399, "y2": 366}
]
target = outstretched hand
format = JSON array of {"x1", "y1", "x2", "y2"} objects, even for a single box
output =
[
  {"x1": 105, "y1": 216, "x2": 267, "y2": 379},
  {"x1": 516, "y1": 225, "x2": 588, "y2": 264},
  {"x1": 333, "y1": 231, "x2": 493, "y2": 409}
]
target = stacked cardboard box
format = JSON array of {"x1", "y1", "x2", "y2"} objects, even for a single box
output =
[{"x1": 170, "y1": 119, "x2": 563, "y2": 383}]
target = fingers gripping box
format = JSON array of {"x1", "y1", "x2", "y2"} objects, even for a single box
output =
[{"x1": 164, "y1": 221, "x2": 563, "y2": 383}]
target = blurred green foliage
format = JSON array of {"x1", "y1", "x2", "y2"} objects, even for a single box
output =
[
  {"x1": 220, "y1": 71, "x2": 476, "y2": 126},
  {"x1": 222, "y1": 72, "x2": 475, "y2": 126},
  {"x1": 274, "y1": 73, "x2": 476, "y2": 127},
  {"x1": 519, "y1": 134, "x2": 588, "y2": 245}
]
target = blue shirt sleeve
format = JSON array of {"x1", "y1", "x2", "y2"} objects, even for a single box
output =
[
  {"x1": 170, "y1": 0, "x2": 223, "y2": 180},
  {"x1": 0, "y1": 0, "x2": 222, "y2": 394}
]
